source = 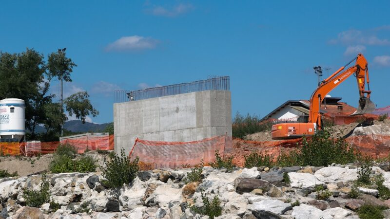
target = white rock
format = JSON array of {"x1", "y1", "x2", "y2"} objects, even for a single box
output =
[
  {"x1": 327, "y1": 183, "x2": 338, "y2": 192},
  {"x1": 51, "y1": 176, "x2": 73, "y2": 196},
  {"x1": 314, "y1": 167, "x2": 357, "y2": 183},
  {"x1": 237, "y1": 168, "x2": 260, "y2": 179},
  {"x1": 288, "y1": 172, "x2": 324, "y2": 188},
  {"x1": 154, "y1": 184, "x2": 182, "y2": 207},
  {"x1": 248, "y1": 199, "x2": 291, "y2": 215},
  {"x1": 221, "y1": 191, "x2": 247, "y2": 215},
  {"x1": 52, "y1": 195, "x2": 72, "y2": 205},
  {"x1": 128, "y1": 206, "x2": 146, "y2": 219},
  {"x1": 215, "y1": 214, "x2": 241, "y2": 219},
  {"x1": 247, "y1": 196, "x2": 270, "y2": 204},
  {"x1": 358, "y1": 187, "x2": 379, "y2": 196},
  {"x1": 87, "y1": 191, "x2": 108, "y2": 212},
  {"x1": 323, "y1": 207, "x2": 359, "y2": 219},
  {"x1": 0, "y1": 180, "x2": 19, "y2": 199},
  {"x1": 119, "y1": 178, "x2": 146, "y2": 210},
  {"x1": 292, "y1": 204, "x2": 326, "y2": 219}
]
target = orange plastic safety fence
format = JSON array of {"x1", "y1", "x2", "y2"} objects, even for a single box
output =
[
  {"x1": 0, "y1": 142, "x2": 21, "y2": 156},
  {"x1": 61, "y1": 135, "x2": 111, "y2": 154},
  {"x1": 129, "y1": 135, "x2": 232, "y2": 169}
]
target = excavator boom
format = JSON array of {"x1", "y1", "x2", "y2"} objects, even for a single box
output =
[{"x1": 271, "y1": 53, "x2": 374, "y2": 140}]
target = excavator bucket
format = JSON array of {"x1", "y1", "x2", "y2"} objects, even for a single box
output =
[{"x1": 351, "y1": 97, "x2": 376, "y2": 115}]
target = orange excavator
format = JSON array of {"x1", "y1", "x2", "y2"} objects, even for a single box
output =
[{"x1": 271, "y1": 53, "x2": 375, "y2": 140}]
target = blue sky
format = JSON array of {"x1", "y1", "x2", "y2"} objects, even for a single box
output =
[{"x1": 1, "y1": 1, "x2": 390, "y2": 124}]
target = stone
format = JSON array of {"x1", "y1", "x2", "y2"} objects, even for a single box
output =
[
  {"x1": 326, "y1": 183, "x2": 338, "y2": 192},
  {"x1": 7, "y1": 198, "x2": 20, "y2": 213},
  {"x1": 238, "y1": 168, "x2": 260, "y2": 179},
  {"x1": 292, "y1": 204, "x2": 323, "y2": 219},
  {"x1": 288, "y1": 172, "x2": 324, "y2": 189},
  {"x1": 169, "y1": 204, "x2": 183, "y2": 219},
  {"x1": 384, "y1": 199, "x2": 390, "y2": 208},
  {"x1": 128, "y1": 206, "x2": 146, "y2": 218},
  {"x1": 383, "y1": 209, "x2": 390, "y2": 219},
  {"x1": 158, "y1": 170, "x2": 173, "y2": 183},
  {"x1": 264, "y1": 167, "x2": 270, "y2": 172},
  {"x1": 360, "y1": 194, "x2": 388, "y2": 207},
  {"x1": 86, "y1": 175, "x2": 99, "y2": 189},
  {"x1": 345, "y1": 199, "x2": 364, "y2": 210},
  {"x1": 307, "y1": 200, "x2": 327, "y2": 210},
  {"x1": 251, "y1": 189, "x2": 263, "y2": 195},
  {"x1": 0, "y1": 180, "x2": 19, "y2": 199},
  {"x1": 154, "y1": 184, "x2": 182, "y2": 208},
  {"x1": 235, "y1": 178, "x2": 271, "y2": 194},
  {"x1": 339, "y1": 187, "x2": 351, "y2": 194},
  {"x1": 260, "y1": 171, "x2": 284, "y2": 185},
  {"x1": 336, "y1": 182, "x2": 344, "y2": 188},
  {"x1": 155, "y1": 208, "x2": 167, "y2": 219},
  {"x1": 138, "y1": 171, "x2": 152, "y2": 182},
  {"x1": 280, "y1": 166, "x2": 301, "y2": 173},
  {"x1": 314, "y1": 167, "x2": 357, "y2": 183},
  {"x1": 328, "y1": 200, "x2": 341, "y2": 208},
  {"x1": 323, "y1": 207, "x2": 358, "y2": 219},
  {"x1": 248, "y1": 200, "x2": 291, "y2": 215},
  {"x1": 182, "y1": 182, "x2": 199, "y2": 199},
  {"x1": 252, "y1": 211, "x2": 281, "y2": 219},
  {"x1": 298, "y1": 166, "x2": 313, "y2": 174},
  {"x1": 106, "y1": 199, "x2": 120, "y2": 212},
  {"x1": 221, "y1": 191, "x2": 247, "y2": 216},
  {"x1": 358, "y1": 187, "x2": 379, "y2": 197},
  {"x1": 13, "y1": 207, "x2": 44, "y2": 219},
  {"x1": 267, "y1": 186, "x2": 283, "y2": 198}
]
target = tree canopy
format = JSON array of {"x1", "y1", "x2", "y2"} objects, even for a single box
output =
[{"x1": 0, "y1": 48, "x2": 98, "y2": 141}]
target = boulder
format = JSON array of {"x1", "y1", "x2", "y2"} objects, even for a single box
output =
[
  {"x1": 137, "y1": 171, "x2": 152, "y2": 182},
  {"x1": 106, "y1": 199, "x2": 120, "y2": 212},
  {"x1": 345, "y1": 199, "x2": 364, "y2": 211},
  {"x1": 288, "y1": 172, "x2": 324, "y2": 189},
  {"x1": 13, "y1": 207, "x2": 44, "y2": 219},
  {"x1": 307, "y1": 200, "x2": 327, "y2": 210},
  {"x1": 358, "y1": 187, "x2": 379, "y2": 197},
  {"x1": 119, "y1": 178, "x2": 146, "y2": 211},
  {"x1": 292, "y1": 204, "x2": 324, "y2": 219},
  {"x1": 260, "y1": 171, "x2": 284, "y2": 185},
  {"x1": 155, "y1": 208, "x2": 167, "y2": 219},
  {"x1": 153, "y1": 184, "x2": 182, "y2": 207},
  {"x1": 248, "y1": 199, "x2": 291, "y2": 215},
  {"x1": 360, "y1": 194, "x2": 388, "y2": 207},
  {"x1": 0, "y1": 180, "x2": 19, "y2": 199},
  {"x1": 314, "y1": 167, "x2": 357, "y2": 183},
  {"x1": 235, "y1": 178, "x2": 271, "y2": 194},
  {"x1": 238, "y1": 168, "x2": 260, "y2": 179},
  {"x1": 86, "y1": 175, "x2": 99, "y2": 189}
]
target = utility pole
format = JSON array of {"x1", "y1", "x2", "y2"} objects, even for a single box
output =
[
  {"x1": 58, "y1": 48, "x2": 66, "y2": 136},
  {"x1": 313, "y1": 66, "x2": 322, "y2": 87}
]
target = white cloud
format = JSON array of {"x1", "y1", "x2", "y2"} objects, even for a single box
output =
[
  {"x1": 105, "y1": 36, "x2": 159, "y2": 52},
  {"x1": 373, "y1": 55, "x2": 390, "y2": 67},
  {"x1": 137, "y1": 83, "x2": 163, "y2": 90},
  {"x1": 344, "y1": 45, "x2": 366, "y2": 56},
  {"x1": 91, "y1": 81, "x2": 121, "y2": 97},
  {"x1": 148, "y1": 3, "x2": 194, "y2": 17},
  {"x1": 66, "y1": 112, "x2": 93, "y2": 123},
  {"x1": 51, "y1": 82, "x2": 85, "y2": 99},
  {"x1": 330, "y1": 29, "x2": 390, "y2": 46}
]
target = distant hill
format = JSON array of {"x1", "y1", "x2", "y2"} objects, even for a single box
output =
[
  {"x1": 64, "y1": 120, "x2": 111, "y2": 133},
  {"x1": 33, "y1": 120, "x2": 111, "y2": 133},
  {"x1": 373, "y1": 106, "x2": 390, "y2": 116}
]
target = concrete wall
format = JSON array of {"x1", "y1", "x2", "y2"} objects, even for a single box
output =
[{"x1": 114, "y1": 90, "x2": 231, "y2": 155}]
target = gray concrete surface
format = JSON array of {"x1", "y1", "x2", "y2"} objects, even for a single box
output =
[{"x1": 114, "y1": 90, "x2": 232, "y2": 155}]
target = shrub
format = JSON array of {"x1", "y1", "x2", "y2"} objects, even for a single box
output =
[
  {"x1": 378, "y1": 113, "x2": 388, "y2": 122},
  {"x1": 191, "y1": 191, "x2": 222, "y2": 219},
  {"x1": 49, "y1": 201, "x2": 60, "y2": 212},
  {"x1": 102, "y1": 148, "x2": 139, "y2": 188},
  {"x1": 23, "y1": 174, "x2": 50, "y2": 207},
  {"x1": 375, "y1": 174, "x2": 390, "y2": 200},
  {"x1": 349, "y1": 186, "x2": 360, "y2": 198},
  {"x1": 209, "y1": 151, "x2": 235, "y2": 172},
  {"x1": 283, "y1": 172, "x2": 291, "y2": 184},
  {"x1": 291, "y1": 200, "x2": 300, "y2": 207},
  {"x1": 244, "y1": 152, "x2": 273, "y2": 168},
  {"x1": 315, "y1": 185, "x2": 331, "y2": 200},
  {"x1": 358, "y1": 205, "x2": 385, "y2": 219},
  {"x1": 186, "y1": 160, "x2": 204, "y2": 183},
  {"x1": 0, "y1": 169, "x2": 18, "y2": 178},
  {"x1": 232, "y1": 112, "x2": 272, "y2": 139},
  {"x1": 300, "y1": 129, "x2": 356, "y2": 166},
  {"x1": 357, "y1": 156, "x2": 373, "y2": 185},
  {"x1": 276, "y1": 150, "x2": 302, "y2": 167},
  {"x1": 49, "y1": 155, "x2": 96, "y2": 173},
  {"x1": 54, "y1": 143, "x2": 77, "y2": 158}
]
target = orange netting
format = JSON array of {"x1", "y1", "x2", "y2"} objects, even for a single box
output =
[
  {"x1": 129, "y1": 135, "x2": 233, "y2": 169},
  {"x1": 0, "y1": 135, "x2": 114, "y2": 156}
]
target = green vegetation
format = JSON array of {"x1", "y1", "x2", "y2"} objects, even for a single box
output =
[
  {"x1": 291, "y1": 200, "x2": 300, "y2": 207},
  {"x1": 358, "y1": 205, "x2": 385, "y2": 219},
  {"x1": 357, "y1": 156, "x2": 373, "y2": 185},
  {"x1": 0, "y1": 48, "x2": 98, "y2": 141},
  {"x1": 186, "y1": 160, "x2": 204, "y2": 183},
  {"x1": 315, "y1": 184, "x2": 332, "y2": 200},
  {"x1": 283, "y1": 172, "x2": 291, "y2": 184},
  {"x1": 23, "y1": 174, "x2": 50, "y2": 207},
  {"x1": 101, "y1": 148, "x2": 139, "y2": 188},
  {"x1": 378, "y1": 113, "x2": 388, "y2": 122},
  {"x1": 49, "y1": 201, "x2": 61, "y2": 212},
  {"x1": 191, "y1": 191, "x2": 222, "y2": 219},
  {"x1": 244, "y1": 152, "x2": 273, "y2": 168},
  {"x1": 349, "y1": 186, "x2": 360, "y2": 198},
  {"x1": 104, "y1": 122, "x2": 114, "y2": 135},
  {"x1": 209, "y1": 151, "x2": 235, "y2": 172},
  {"x1": 375, "y1": 174, "x2": 390, "y2": 200},
  {"x1": 49, "y1": 144, "x2": 96, "y2": 173},
  {"x1": 232, "y1": 112, "x2": 272, "y2": 139},
  {"x1": 0, "y1": 169, "x2": 18, "y2": 178}
]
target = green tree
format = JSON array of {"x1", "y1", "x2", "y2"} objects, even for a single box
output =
[
  {"x1": 65, "y1": 92, "x2": 99, "y2": 124},
  {"x1": 104, "y1": 122, "x2": 114, "y2": 135}
]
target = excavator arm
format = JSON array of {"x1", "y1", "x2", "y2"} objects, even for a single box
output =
[
  {"x1": 309, "y1": 53, "x2": 374, "y2": 128},
  {"x1": 271, "y1": 53, "x2": 375, "y2": 140}
]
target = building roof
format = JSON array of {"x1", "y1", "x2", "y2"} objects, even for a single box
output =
[{"x1": 261, "y1": 97, "x2": 357, "y2": 122}]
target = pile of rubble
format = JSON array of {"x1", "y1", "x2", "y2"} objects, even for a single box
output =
[{"x1": 2, "y1": 164, "x2": 390, "y2": 218}]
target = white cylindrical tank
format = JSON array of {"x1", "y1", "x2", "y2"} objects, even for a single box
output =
[{"x1": 0, "y1": 98, "x2": 25, "y2": 139}]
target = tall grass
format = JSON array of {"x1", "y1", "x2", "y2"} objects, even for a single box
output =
[{"x1": 232, "y1": 112, "x2": 272, "y2": 139}]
